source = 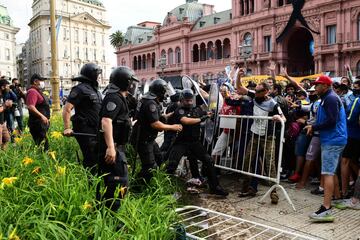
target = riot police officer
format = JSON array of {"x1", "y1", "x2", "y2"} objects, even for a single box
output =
[
  {"x1": 97, "y1": 66, "x2": 138, "y2": 211},
  {"x1": 166, "y1": 89, "x2": 228, "y2": 196},
  {"x1": 132, "y1": 79, "x2": 183, "y2": 183},
  {"x1": 63, "y1": 63, "x2": 102, "y2": 171}
]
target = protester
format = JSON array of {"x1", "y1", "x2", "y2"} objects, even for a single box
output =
[
  {"x1": 305, "y1": 75, "x2": 347, "y2": 222},
  {"x1": 0, "y1": 82, "x2": 10, "y2": 150},
  {"x1": 11, "y1": 78, "x2": 25, "y2": 133},
  {"x1": 26, "y1": 74, "x2": 50, "y2": 151}
]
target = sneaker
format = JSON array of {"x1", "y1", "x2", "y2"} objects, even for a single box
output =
[
  {"x1": 238, "y1": 187, "x2": 257, "y2": 198},
  {"x1": 186, "y1": 178, "x2": 202, "y2": 187},
  {"x1": 334, "y1": 199, "x2": 360, "y2": 210},
  {"x1": 270, "y1": 191, "x2": 279, "y2": 204},
  {"x1": 331, "y1": 198, "x2": 344, "y2": 207},
  {"x1": 311, "y1": 187, "x2": 324, "y2": 195},
  {"x1": 210, "y1": 185, "x2": 229, "y2": 197},
  {"x1": 288, "y1": 173, "x2": 301, "y2": 183},
  {"x1": 186, "y1": 186, "x2": 200, "y2": 194},
  {"x1": 309, "y1": 205, "x2": 335, "y2": 222}
]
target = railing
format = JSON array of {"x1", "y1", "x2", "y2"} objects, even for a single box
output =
[
  {"x1": 208, "y1": 115, "x2": 295, "y2": 210},
  {"x1": 174, "y1": 206, "x2": 318, "y2": 240}
]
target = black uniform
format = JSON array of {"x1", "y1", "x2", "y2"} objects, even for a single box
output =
[
  {"x1": 67, "y1": 83, "x2": 102, "y2": 170},
  {"x1": 166, "y1": 106, "x2": 222, "y2": 193},
  {"x1": 98, "y1": 91, "x2": 130, "y2": 210},
  {"x1": 132, "y1": 93, "x2": 163, "y2": 182},
  {"x1": 160, "y1": 101, "x2": 179, "y2": 156}
]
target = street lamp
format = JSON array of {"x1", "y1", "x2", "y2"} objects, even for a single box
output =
[
  {"x1": 158, "y1": 57, "x2": 166, "y2": 78},
  {"x1": 238, "y1": 42, "x2": 253, "y2": 75}
]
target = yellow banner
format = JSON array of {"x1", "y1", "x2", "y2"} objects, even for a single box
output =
[{"x1": 241, "y1": 73, "x2": 322, "y2": 85}]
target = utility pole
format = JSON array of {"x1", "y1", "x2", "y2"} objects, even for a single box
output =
[{"x1": 50, "y1": 0, "x2": 61, "y2": 113}]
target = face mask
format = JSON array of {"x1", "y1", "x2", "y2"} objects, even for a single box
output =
[
  {"x1": 39, "y1": 81, "x2": 45, "y2": 89},
  {"x1": 353, "y1": 89, "x2": 360, "y2": 96},
  {"x1": 308, "y1": 95, "x2": 318, "y2": 102},
  {"x1": 254, "y1": 97, "x2": 266, "y2": 104}
]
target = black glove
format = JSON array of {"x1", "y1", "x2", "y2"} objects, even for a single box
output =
[{"x1": 200, "y1": 115, "x2": 210, "y2": 122}]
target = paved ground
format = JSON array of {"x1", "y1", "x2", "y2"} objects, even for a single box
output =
[{"x1": 183, "y1": 173, "x2": 360, "y2": 240}]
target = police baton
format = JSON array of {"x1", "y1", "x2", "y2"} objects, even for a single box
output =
[{"x1": 63, "y1": 132, "x2": 97, "y2": 137}]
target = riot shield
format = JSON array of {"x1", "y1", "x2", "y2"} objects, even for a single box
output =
[
  {"x1": 204, "y1": 83, "x2": 222, "y2": 144},
  {"x1": 181, "y1": 75, "x2": 208, "y2": 107},
  {"x1": 143, "y1": 79, "x2": 152, "y2": 94}
]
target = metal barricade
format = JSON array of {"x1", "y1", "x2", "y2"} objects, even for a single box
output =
[
  {"x1": 175, "y1": 206, "x2": 318, "y2": 240},
  {"x1": 210, "y1": 115, "x2": 295, "y2": 211}
]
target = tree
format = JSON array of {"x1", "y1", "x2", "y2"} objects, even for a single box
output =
[{"x1": 109, "y1": 31, "x2": 124, "y2": 49}]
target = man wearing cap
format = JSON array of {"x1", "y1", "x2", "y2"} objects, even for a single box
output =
[
  {"x1": 26, "y1": 74, "x2": 50, "y2": 150},
  {"x1": 63, "y1": 63, "x2": 102, "y2": 172},
  {"x1": 305, "y1": 75, "x2": 347, "y2": 222}
]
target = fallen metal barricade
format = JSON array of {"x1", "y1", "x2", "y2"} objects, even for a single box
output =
[
  {"x1": 175, "y1": 206, "x2": 318, "y2": 240},
  {"x1": 211, "y1": 115, "x2": 295, "y2": 210}
]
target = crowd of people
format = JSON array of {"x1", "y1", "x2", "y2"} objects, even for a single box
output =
[{"x1": 1, "y1": 60, "x2": 359, "y2": 223}]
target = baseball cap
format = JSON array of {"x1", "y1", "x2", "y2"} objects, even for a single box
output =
[
  {"x1": 313, "y1": 75, "x2": 333, "y2": 86},
  {"x1": 30, "y1": 74, "x2": 45, "y2": 84}
]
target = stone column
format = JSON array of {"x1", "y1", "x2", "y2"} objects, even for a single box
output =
[
  {"x1": 257, "y1": 61, "x2": 261, "y2": 75},
  {"x1": 318, "y1": 55, "x2": 323, "y2": 73},
  {"x1": 320, "y1": 13, "x2": 326, "y2": 44},
  {"x1": 271, "y1": 0, "x2": 277, "y2": 8},
  {"x1": 336, "y1": 10, "x2": 342, "y2": 43},
  {"x1": 334, "y1": 53, "x2": 340, "y2": 76}
]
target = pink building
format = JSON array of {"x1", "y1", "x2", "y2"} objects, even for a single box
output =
[{"x1": 116, "y1": 0, "x2": 360, "y2": 87}]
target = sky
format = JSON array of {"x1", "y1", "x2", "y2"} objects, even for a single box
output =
[{"x1": 0, "y1": 0, "x2": 231, "y2": 64}]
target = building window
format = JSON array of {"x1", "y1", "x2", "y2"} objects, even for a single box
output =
[
  {"x1": 327, "y1": 25, "x2": 336, "y2": 44},
  {"x1": 168, "y1": 48, "x2": 174, "y2": 65},
  {"x1": 244, "y1": 32, "x2": 252, "y2": 45},
  {"x1": 175, "y1": 47, "x2": 181, "y2": 63},
  {"x1": 5, "y1": 48, "x2": 10, "y2": 61},
  {"x1": 5, "y1": 33, "x2": 9, "y2": 40},
  {"x1": 64, "y1": 46, "x2": 68, "y2": 58},
  {"x1": 278, "y1": 0, "x2": 284, "y2": 6},
  {"x1": 92, "y1": 32, "x2": 96, "y2": 45},
  {"x1": 75, "y1": 29, "x2": 79, "y2": 42},
  {"x1": 264, "y1": 36, "x2": 272, "y2": 52},
  {"x1": 84, "y1": 31, "x2": 88, "y2": 44},
  {"x1": 240, "y1": 0, "x2": 245, "y2": 16},
  {"x1": 76, "y1": 47, "x2": 80, "y2": 58}
]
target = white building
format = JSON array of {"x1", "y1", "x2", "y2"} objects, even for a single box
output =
[
  {"x1": 28, "y1": 0, "x2": 112, "y2": 91},
  {"x1": 0, "y1": 4, "x2": 19, "y2": 79}
]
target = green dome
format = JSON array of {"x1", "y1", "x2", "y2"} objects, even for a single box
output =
[
  {"x1": 0, "y1": 5, "x2": 13, "y2": 26},
  {"x1": 80, "y1": 0, "x2": 104, "y2": 7},
  {"x1": 163, "y1": 0, "x2": 203, "y2": 25}
]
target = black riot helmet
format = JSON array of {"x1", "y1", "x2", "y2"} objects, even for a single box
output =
[
  {"x1": 109, "y1": 66, "x2": 139, "y2": 91},
  {"x1": 180, "y1": 88, "x2": 194, "y2": 100},
  {"x1": 73, "y1": 63, "x2": 102, "y2": 85},
  {"x1": 149, "y1": 79, "x2": 168, "y2": 102}
]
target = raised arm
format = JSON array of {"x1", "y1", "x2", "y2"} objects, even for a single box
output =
[
  {"x1": 280, "y1": 66, "x2": 306, "y2": 93},
  {"x1": 235, "y1": 68, "x2": 249, "y2": 95}
]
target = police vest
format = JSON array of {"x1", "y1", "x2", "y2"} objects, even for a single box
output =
[
  {"x1": 109, "y1": 92, "x2": 131, "y2": 145},
  {"x1": 71, "y1": 83, "x2": 102, "y2": 131}
]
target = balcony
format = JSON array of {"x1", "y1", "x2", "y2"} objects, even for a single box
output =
[{"x1": 190, "y1": 58, "x2": 230, "y2": 69}]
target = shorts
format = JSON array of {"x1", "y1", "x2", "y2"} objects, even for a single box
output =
[
  {"x1": 306, "y1": 136, "x2": 321, "y2": 161},
  {"x1": 342, "y1": 138, "x2": 360, "y2": 165},
  {"x1": 211, "y1": 131, "x2": 232, "y2": 156},
  {"x1": 0, "y1": 123, "x2": 10, "y2": 145},
  {"x1": 321, "y1": 145, "x2": 345, "y2": 175},
  {"x1": 294, "y1": 132, "x2": 311, "y2": 157}
]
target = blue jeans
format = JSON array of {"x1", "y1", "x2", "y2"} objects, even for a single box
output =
[{"x1": 321, "y1": 145, "x2": 345, "y2": 175}]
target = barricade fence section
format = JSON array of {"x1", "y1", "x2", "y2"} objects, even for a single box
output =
[
  {"x1": 174, "y1": 206, "x2": 319, "y2": 240},
  {"x1": 210, "y1": 115, "x2": 295, "y2": 210}
]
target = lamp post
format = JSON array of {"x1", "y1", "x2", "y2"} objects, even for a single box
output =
[
  {"x1": 158, "y1": 57, "x2": 166, "y2": 78},
  {"x1": 238, "y1": 42, "x2": 253, "y2": 75},
  {"x1": 50, "y1": 0, "x2": 60, "y2": 113}
]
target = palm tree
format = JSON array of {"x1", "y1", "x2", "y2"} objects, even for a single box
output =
[{"x1": 109, "y1": 31, "x2": 124, "y2": 49}]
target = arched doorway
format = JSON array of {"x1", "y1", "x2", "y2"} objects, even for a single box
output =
[{"x1": 287, "y1": 28, "x2": 314, "y2": 76}]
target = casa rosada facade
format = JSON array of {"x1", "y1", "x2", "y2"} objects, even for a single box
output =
[{"x1": 116, "y1": 0, "x2": 360, "y2": 87}]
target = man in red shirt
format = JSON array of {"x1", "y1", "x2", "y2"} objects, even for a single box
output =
[{"x1": 26, "y1": 74, "x2": 50, "y2": 150}]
